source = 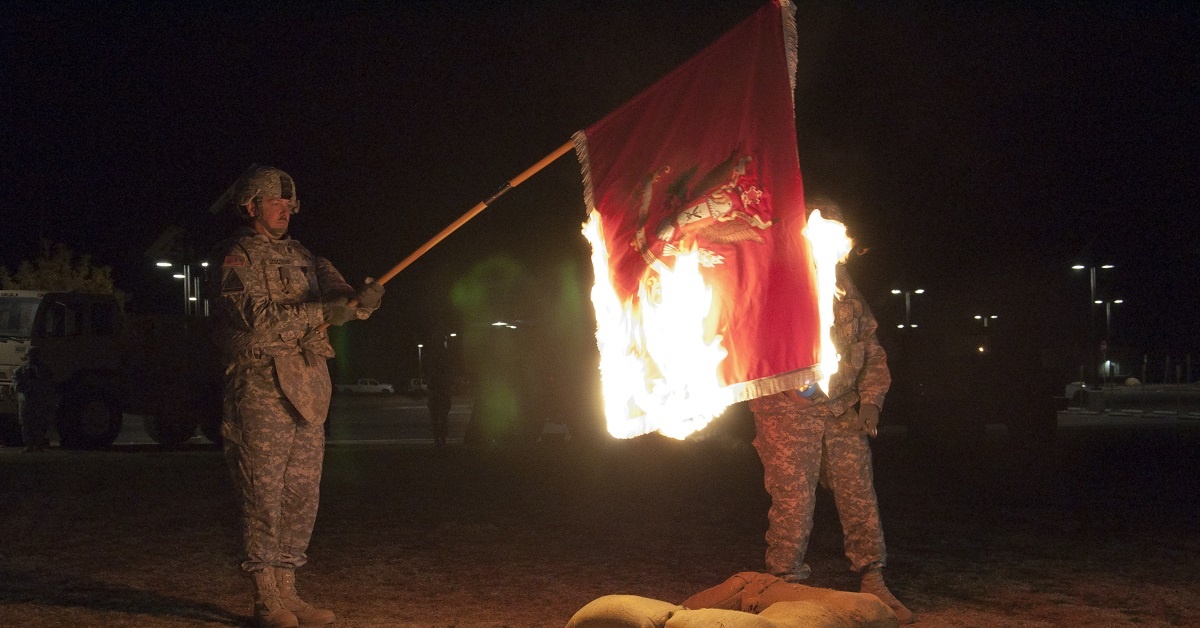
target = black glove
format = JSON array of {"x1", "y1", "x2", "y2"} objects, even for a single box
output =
[
  {"x1": 358, "y1": 279, "x2": 384, "y2": 309},
  {"x1": 322, "y1": 301, "x2": 357, "y2": 326}
]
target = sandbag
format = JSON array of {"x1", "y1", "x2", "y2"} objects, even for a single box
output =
[
  {"x1": 565, "y1": 594, "x2": 682, "y2": 628},
  {"x1": 566, "y1": 572, "x2": 898, "y2": 628}
]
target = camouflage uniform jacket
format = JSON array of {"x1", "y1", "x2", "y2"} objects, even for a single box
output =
[
  {"x1": 750, "y1": 265, "x2": 890, "y2": 417},
  {"x1": 210, "y1": 227, "x2": 359, "y2": 424},
  {"x1": 12, "y1": 359, "x2": 56, "y2": 408}
]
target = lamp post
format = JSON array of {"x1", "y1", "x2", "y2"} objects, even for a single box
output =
[
  {"x1": 973, "y1": 314, "x2": 998, "y2": 328},
  {"x1": 1071, "y1": 263, "x2": 1115, "y2": 302},
  {"x1": 196, "y1": 261, "x2": 209, "y2": 316},
  {"x1": 1095, "y1": 298, "x2": 1123, "y2": 343},
  {"x1": 1093, "y1": 298, "x2": 1123, "y2": 385},
  {"x1": 1071, "y1": 263, "x2": 1115, "y2": 383},
  {"x1": 971, "y1": 314, "x2": 999, "y2": 354},
  {"x1": 890, "y1": 288, "x2": 925, "y2": 329},
  {"x1": 156, "y1": 260, "x2": 210, "y2": 316},
  {"x1": 416, "y1": 343, "x2": 424, "y2": 376}
]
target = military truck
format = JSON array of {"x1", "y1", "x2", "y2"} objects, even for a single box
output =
[
  {"x1": 0, "y1": 290, "x2": 222, "y2": 449},
  {"x1": 0, "y1": 290, "x2": 47, "y2": 444}
]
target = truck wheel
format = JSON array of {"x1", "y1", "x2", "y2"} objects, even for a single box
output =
[
  {"x1": 57, "y1": 391, "x2": 123, "y2": 450},
  {"x1": 0, "y1": 413, "x2": 22, "y2": 447},
  {"x1": 143, "y1": 414, "x2": 198, "y2": 447}
]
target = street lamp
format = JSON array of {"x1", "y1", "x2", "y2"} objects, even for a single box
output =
[
  {"x1": 1094, "y1": 298, "x2": 1124, "y2": 341},
  {"x1": 972, "y1": 314, "x2": 999, "y2": 353},
  {"x1": 157, "y1": 260, "x2": 203, "y2": 316},
  {"x1": 1071, "y1": 263, "x2": 1116, "y2": 312},
  {"x1": 973, "y1": 314, "x2": 998, "y2": 328},
  {"x1": 1092, "y1": 297, "x2": 1123, "y2": 385},
  {"x1": 1071, "y1": 263, "x2": 1115, "y2": 383},
  {"x1": 890, "y1": 288, "x2": 925, "y2": 329},
  {"x1": 1071, "y1": 263, "x2": 1115, "y2": 300}
]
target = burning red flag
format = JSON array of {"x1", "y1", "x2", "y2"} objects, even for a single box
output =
[{"x1": 575, "y1": 1, "x2": 823, "y2": 438}]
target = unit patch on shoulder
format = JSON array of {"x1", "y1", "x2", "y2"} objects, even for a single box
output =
[
  {"x1": 223, "y1": 255, "x2": 247, "y2": 267},
  {"x1": 221, "y1": 269, "x2": 246, "y2": 294}
]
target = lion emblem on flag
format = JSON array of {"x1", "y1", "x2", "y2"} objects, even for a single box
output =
[{"x1": 634, "y1": 152, "x2": 773, "y2": 268}]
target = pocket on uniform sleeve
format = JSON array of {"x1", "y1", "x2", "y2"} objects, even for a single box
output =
[{"x1": 847, "y1": 341, "x2": 866, "y2": 370}]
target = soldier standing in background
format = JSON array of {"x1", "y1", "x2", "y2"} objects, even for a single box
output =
[
  {"x1": 424, "y1": 340, "x2": 453, "y2": 448},
  {"x1": 209, "y1": 166, "x2": 384, "y2": 628},
  {"x1": 12, "y1": 345, "x2": 55, "y2": 453},
  {"x1": 748, "y1": 200, "x2": 914, "y2": 624}
]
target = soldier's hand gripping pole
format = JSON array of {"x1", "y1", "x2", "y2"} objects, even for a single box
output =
[{"x1": 316, "y1": 139, "x2": 576, "y2": 332}]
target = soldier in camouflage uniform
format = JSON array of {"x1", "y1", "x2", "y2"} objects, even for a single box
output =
[
  {"x1": 748, "y1": 202, "x2": 913, "y2": 624},
  {"x1": 210, "y1": 166, "x2": 384, "y2": 628},
  {"x1": 13, "y1": 345, "x2": 56, "y2": 453}
]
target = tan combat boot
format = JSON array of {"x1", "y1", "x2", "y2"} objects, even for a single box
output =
[
  {"x1": 274, "y1": 567, "x2": 336, "y2": 625},
  {"x1": 252, "y1": 569, "x2": 299, "y2": 628},
  {"x1": 860, "y1": 566, "x2": 915, "y2": 624}
]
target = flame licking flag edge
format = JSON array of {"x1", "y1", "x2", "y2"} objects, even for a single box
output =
[{"x1": 575, "y1": 0, "x2": 828, "y2": 439}]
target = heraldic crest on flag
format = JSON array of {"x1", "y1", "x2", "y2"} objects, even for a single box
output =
[
  {"x1": 574, "y1": 0, "x2": 825, "y2": 439},
  {"x1": 639, "y1": 150, "x2": 773, "y2": 269}
]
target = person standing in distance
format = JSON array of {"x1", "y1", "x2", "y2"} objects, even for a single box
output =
[
  {"x1": 423, "y1": 340, "x2": 453, "y2": 448},
  {"x1": 209, "y1": 165, "x2": 384, "y2": 628},
  {"x1": 12, "y1": 345, "x2": 56, "y2": 453},
  {"x1": 748, "y1": 200, "x2": 913, "y2": 623}
]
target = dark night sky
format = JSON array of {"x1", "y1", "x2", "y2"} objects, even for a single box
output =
[{"x1": 4, "y1": 1, "x2": 1198, "y2": 382}]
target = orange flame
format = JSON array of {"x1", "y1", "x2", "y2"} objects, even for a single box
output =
[
  {"x1": 802, "y1": 210, "x2": 853, "y2": 394},
  {"x1": 583, "y1": 211, "x2": 732, "y2": 439},
  {"x1": 583, "y1": 208, "x2": 851, "y2": 440}
]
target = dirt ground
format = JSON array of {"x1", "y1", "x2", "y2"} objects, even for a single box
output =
[{"x1": 1, "y1": 415, "x2": 1198, "y2": 627}]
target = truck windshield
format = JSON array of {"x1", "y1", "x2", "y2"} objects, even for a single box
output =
[{"x1": 0, "y1": 296, "x2": 42, "y2": 339}]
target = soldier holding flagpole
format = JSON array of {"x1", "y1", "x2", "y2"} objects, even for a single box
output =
[{"x1": 209, "y1": 165, "x2": 384, "y2": 628}]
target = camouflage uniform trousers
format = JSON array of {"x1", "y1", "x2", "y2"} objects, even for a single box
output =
[
  {"x1": 222, "y1": 357, "x2": 325, "y2": 573},
  {"x1": 18, "y1": 394, "x2": 55, "y2": 447},
  {"x1": 752, "y1": 403, "x2": 885, "y2": 577}
]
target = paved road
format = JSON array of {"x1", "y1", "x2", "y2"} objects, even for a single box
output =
[
  {"x1": 326, "y1": 394, "x2": 472, "y2": 445},
  {"x1": 77, "y1": 395, "x2": 1200, "y2": 448},
  {"x1": 113, "y1": 394, "x2": 472, "y2": 446}
]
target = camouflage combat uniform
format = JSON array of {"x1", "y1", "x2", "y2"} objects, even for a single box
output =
[
  {"x1": 210, "y1": 226, "x2": 360, "y2": 573},
  {"x1": 749, "y1": 264, "x2": 891, "y2": 578}
]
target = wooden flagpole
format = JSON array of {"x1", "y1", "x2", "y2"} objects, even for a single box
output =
[
  {"x1": 375, "y1": 138, "x2": 576, "y2": 285},
  {"x1": 318, "y1": 138, "x2": 576, "y2": 330}
]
